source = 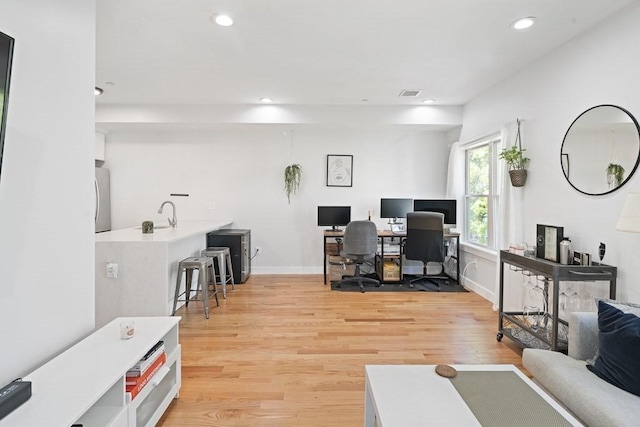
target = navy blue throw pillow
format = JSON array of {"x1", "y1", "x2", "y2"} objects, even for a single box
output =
[{"x1": 587, "y1": 299, "x2": 640, "y2": 397}]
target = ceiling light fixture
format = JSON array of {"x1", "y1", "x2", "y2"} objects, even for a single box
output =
[
  {"x1": 213, "y1": 14, "x2": 233, "y2": 27},
  {"x1": 259, "y1": 97, "x2": 273, "y2": 103},
  {"x1": 95, "y1": 87, "x2": 103, "y2": 95},
  {"x1": 421, "y1": 99, "x2": 435, "y2": 104},
  {"x1": 511, "y1": 17, "x2": 536, "y2": 30}
]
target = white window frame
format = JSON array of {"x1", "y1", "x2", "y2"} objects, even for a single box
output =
[{"x1": 464, "y1": 135, "x2": 500, "y2": 249}]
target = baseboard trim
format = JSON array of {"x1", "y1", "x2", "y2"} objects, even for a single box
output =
[
  {"x1": 251, "y1": 267, "x2": 323, "y2": 275},
  {"x1": 461, "y1": 275, "x2": 494, "y2": 303}
]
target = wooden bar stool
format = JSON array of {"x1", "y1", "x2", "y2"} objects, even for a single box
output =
[
  {"x1": 201, "y1": 247, "x2": 236, "y2": 298},
  {"x1": 172, "y1": 256, "x2": 219, "y2": 319}
]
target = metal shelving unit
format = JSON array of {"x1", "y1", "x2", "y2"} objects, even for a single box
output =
[{"x1": 497, "y1": 250, "x2": 616, "y2": 352}]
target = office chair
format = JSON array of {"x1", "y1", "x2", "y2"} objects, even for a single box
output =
[
  {"x1": 403, "y1": 212, "x2": 447, "y2": 290},
  {"x1": 335, "y1": 220, "x2": 380, "y2": 293}
]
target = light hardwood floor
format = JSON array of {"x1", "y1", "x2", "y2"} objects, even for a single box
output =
[{"x1": 158, "y1": 274, "x2": 523, "y2": 426}]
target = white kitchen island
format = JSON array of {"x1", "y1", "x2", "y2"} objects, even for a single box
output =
[{"x1": 95, "y1": 220, "x2": 232, "y2": 328}]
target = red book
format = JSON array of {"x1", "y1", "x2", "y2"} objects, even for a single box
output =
[{"x1": 125, "y1": 352, "x2": 167, "y2": 400}]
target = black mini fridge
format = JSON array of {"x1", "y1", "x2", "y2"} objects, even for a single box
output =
[{"x1": 206, "y1": 229, "x2": 251, "y2": 283}]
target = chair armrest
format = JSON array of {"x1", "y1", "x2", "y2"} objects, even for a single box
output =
[{"x1": 568, "y1": 312, "x2": 598, "y2": 361}]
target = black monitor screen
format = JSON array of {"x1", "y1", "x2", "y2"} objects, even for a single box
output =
[
  {"x1": 380, "y1": 198, "x2": 413, "y2": 219},
  {"x1": 413, "y1": 199, "x2": 457, "y2": 225},
  {"x1": 0, "y1": 31, "x2": 14, "y2": 183},
  {"x1": 317, "y1": 206, "x2": 351, "y2": 230}
]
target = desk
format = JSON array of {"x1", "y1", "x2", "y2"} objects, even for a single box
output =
[
  {"x1": 323, "y1": 230, "x2": 460, "y2": 285},
  {"x1": 364, "y1": 364, "x2": 582, "y2": 426}
]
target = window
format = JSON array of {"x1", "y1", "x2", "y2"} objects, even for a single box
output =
[{"x1": 465, "y1": 136, "x2": 500, "y2": 248}]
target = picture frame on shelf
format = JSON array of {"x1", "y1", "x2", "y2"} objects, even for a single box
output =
[
  {"x1": 536, "y1": 224, "x2": 564, "y2": 262},
  {"x1": 327, "y1": 154, "x2": 353, "y2": 187}
]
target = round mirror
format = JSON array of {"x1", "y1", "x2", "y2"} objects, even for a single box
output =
[{"x1": 561, "y1": 105, "x2": 640, "y2": 196}]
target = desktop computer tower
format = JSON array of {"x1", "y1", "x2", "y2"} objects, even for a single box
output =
[{"x1": 206, "y1": 229, "x2": 251, "y2": 283}]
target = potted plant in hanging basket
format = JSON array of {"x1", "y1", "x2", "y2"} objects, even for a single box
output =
[
  {"x1": 606, "y1": 163, "x2": 625, "y2": 189},
  {"x1": 284, "y1": 164, "x2": 303, "y2": 204},
  {"x1": 499, "y1": 146, "x2": 530, "y2": 187},
  {"x1": 499, "y1": 119, "x2": 530, "y2": 187}
]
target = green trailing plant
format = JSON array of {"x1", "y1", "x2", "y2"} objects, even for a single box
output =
[
  {"x1": 498, "y1": 145, "x2": 530, "y2": 170},
  {"x1": 284, "y1": 163, "x2": 302, "y2": 204},
  {"x1": 606, "y1": 163, "x2": 625, "y2": 188},
  {"x1": 498, "y1": 119, "x2": 530, "y2": 170},
  {"x1": 498, "y1": 119, "x2": 530, "y2": 187}
]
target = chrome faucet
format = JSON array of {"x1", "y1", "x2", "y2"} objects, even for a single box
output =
[{"x1": 158, "y1": 201, "x2": 177, "y2": 228}]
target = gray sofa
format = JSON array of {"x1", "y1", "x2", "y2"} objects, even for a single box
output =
[{"x1": 523, "y1": 312, "x2": 639, "y2": 427}]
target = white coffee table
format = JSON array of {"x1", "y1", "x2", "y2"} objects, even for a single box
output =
[{"x1": 364, "y1": 364, "x2": 583, "y2": 426}]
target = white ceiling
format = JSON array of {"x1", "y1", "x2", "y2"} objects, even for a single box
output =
[{"x1": 95, "y1": 0, "x2": 635, "y2": 107}]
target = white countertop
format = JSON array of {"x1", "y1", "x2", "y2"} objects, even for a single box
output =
[{"x1": 95, "y1": 220, "x2": 233, "y2": 243}]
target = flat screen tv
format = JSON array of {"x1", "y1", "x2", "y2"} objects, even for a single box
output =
[
  {"x1": 317, "y1": 206, "x2": 351, "y2": 231},
  {"x1": 0, "y1": 31, "x2": 14, "y2": 183},
  {"x1": 380, "y1": 198, "x2": 413, "y2": 222},
  {"x1": 413, "y1": 199, "x2": 457, "y2": 228}
]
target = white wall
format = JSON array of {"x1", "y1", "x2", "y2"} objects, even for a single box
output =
[
  {"x1": 0, "y1": 1, "x2": 95, "y2": 384},
  {"x1": 459, "y1": 3, "x2": 640, "y2": 304},
  {"x1": 104, "y1": 126, "x2": 449, "y2": 272}
]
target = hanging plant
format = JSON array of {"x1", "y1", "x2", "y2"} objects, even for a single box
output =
[
  {"x1": 606, "y1": 131, "x2": 625, "y2": 189},
  {"x1": 498, "y1": 118, "x2": 530, "y2": 187},
  {"x1": 283, "y1": 130, "x2": 303, "y2": 204},
  {"x1": 284, "y1": 163, "x2": 303, "y2": 203},
  {"x1": 606, "y1": 163, "x2": 625, "y2": 189}
]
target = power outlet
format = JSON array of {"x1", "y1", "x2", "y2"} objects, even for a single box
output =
[
  {"x1": 255, "y1": 247, "x2": 261, "y2": 255},
  {"x1": 106, "y1": 262, "x2": 118, "y2": 279}
]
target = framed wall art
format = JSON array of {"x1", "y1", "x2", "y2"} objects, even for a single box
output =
[
  {"x1": 536, "y1": 224, "x2": 564, "y2": 262},
  {"x1": 327, "y1": 154, "x2": 353, "y2": 187}
]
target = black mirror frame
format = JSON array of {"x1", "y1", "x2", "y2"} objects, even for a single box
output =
[{"x1": 561, "y1": 104, "x2": 640, "y2": 196}]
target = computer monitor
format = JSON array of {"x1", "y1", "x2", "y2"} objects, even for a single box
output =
[
  {"x1": 317, "y1": 206, "x2": 351, "y2": 231},
  {"x1": 380, "y1": 198, "x2": 413, "y2": 223},
  {"x1": 413, "y1": 199, "x2": 457, "y2": 229}
]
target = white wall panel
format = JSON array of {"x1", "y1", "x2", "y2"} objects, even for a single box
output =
[
  {"x1": 0, "y1": 0, "x2": 95, "y2": 383},
  {"x1": 459, "y1": 4, "x2": 640, "y2": 303},
  {"x1": 104, "y1": 127, "x2": 449, "y2": 273}
]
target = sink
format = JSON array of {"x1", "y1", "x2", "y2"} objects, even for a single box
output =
[{"x1": 135, "y1": 225, "x2": 172, "y2": 230}]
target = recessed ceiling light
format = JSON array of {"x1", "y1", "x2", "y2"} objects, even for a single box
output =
[
  {"x1": 421, "y1": 99, "x2": 435, "y2": 104},
  {"x1": 95, "y1": 87, "x2": 103, "y2": 95},
  {"x1": 361, "y1": 98, "x2": 369, "y2": 102},
  {"x1": 512, "y1": 17, "x2": 536, "y2": 30},
  {"x1": 213, "y1": 14, "x2": 233, "y2": 27},
  {"x1": 259, "y1": 97, "x2": 273, "y2": 103}
]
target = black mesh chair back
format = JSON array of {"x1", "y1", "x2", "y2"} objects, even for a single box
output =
[
  {"x1": 403, "y1": 212, "x2": 447, "y2": 290},
  {"x1": 404, "y1": 212, "x2": 445, "y2": 263}
]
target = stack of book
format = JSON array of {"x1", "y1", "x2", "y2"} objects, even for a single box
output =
[{"x1": 125, "y1": 341, "x2": 166, "y2": 400}]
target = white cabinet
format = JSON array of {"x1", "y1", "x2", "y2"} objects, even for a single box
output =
[
  {"x1": 95, "y1": 130, "x2": 106, "y2": 162},
  {"x1": 1, "y1": 317, "x2": 181, "y2": 427}
]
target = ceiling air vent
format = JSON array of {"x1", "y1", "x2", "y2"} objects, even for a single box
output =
[{"x1": 399, "y1": 89, "x2": 422, "y2": 97}]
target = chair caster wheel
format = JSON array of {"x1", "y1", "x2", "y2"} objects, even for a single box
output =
[{"x1": 496, "y1": 332, "x2": 504, "y2": 342}]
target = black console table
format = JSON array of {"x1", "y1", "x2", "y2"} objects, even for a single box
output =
[{"x1": 497, "y1": 250, "x2": 616, "y2": 352}]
